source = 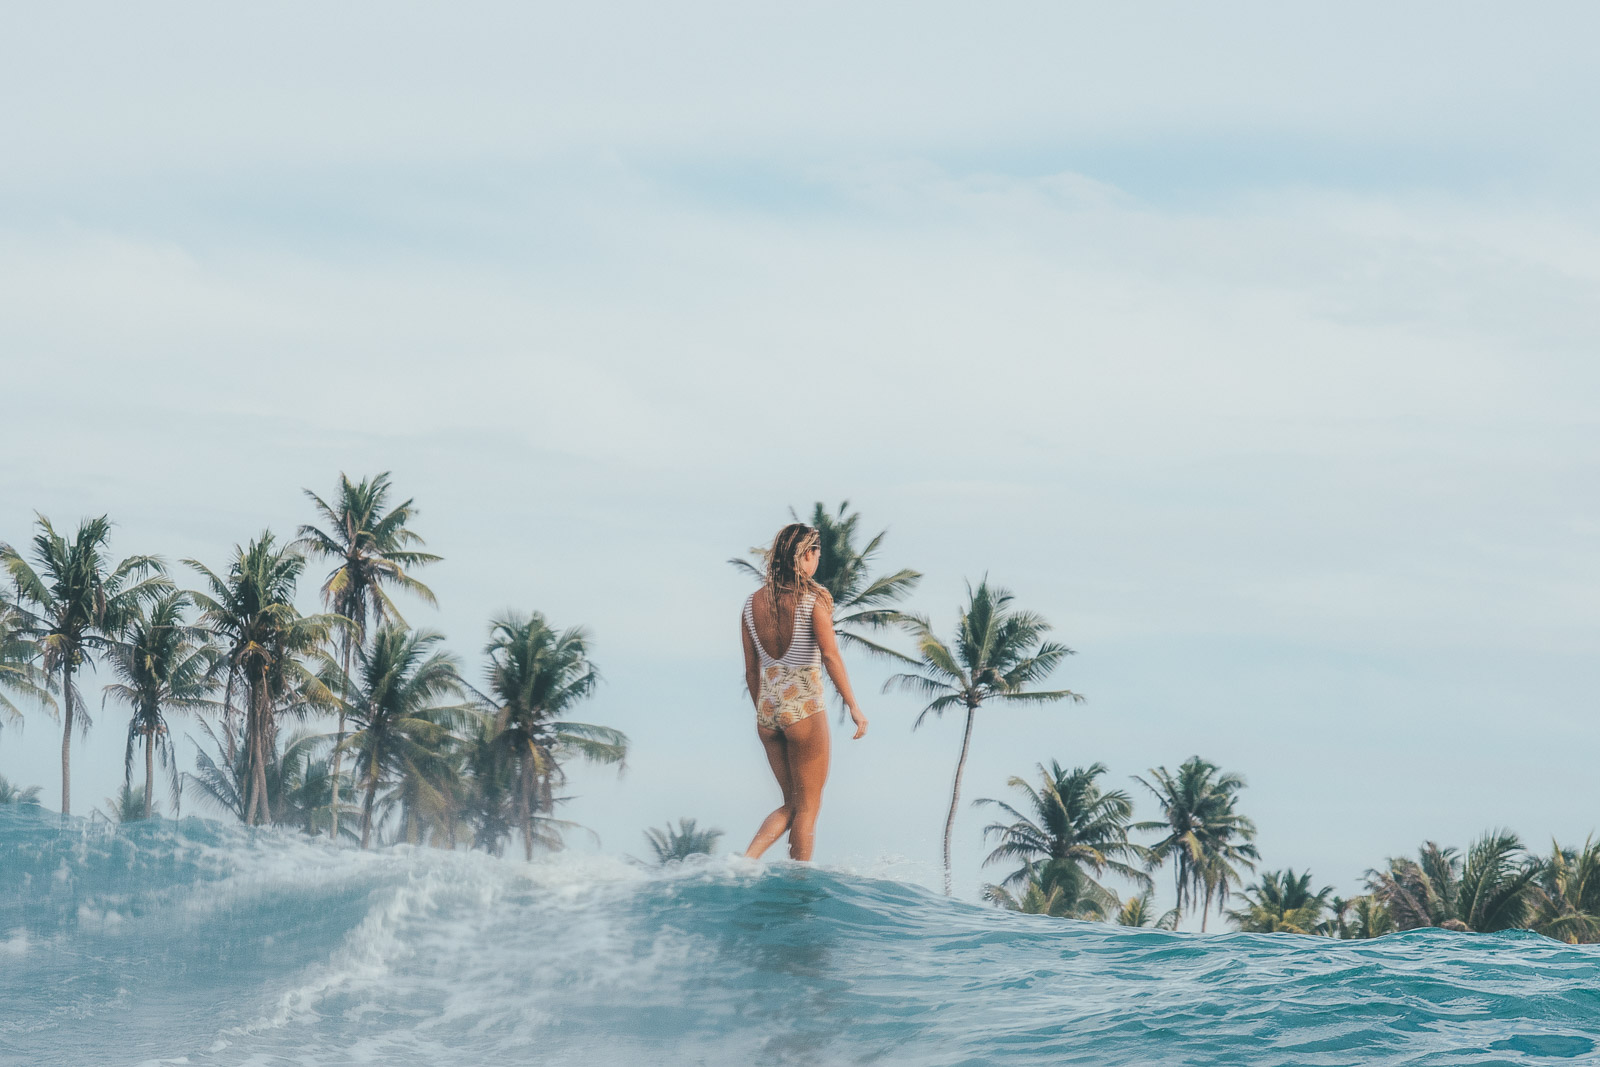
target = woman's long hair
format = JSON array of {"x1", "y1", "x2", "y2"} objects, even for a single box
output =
[{"x1": 763, "y1": 523, "x2": 825, "y2": 627}]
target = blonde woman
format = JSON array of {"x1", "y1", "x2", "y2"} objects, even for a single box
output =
[{"x1": 741, "y1": 523, "x2": 869, "y2": 861}]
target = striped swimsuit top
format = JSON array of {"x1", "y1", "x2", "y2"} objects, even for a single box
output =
[{"x1": 743, "y1": 589, "x2": 821, "y2": 669}]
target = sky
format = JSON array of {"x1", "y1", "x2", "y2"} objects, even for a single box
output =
[{"x1": 3, "y1": 3, "x2": 1599, "y2": 923}]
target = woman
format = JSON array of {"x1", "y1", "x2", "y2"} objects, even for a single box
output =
[{"x1": 741, "y1": 523, "x2": 869, "y2": 861}]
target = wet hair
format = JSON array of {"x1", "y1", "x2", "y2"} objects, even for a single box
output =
[{"x1": 763, "y1": 523, "x2": 825, "y2": 612}]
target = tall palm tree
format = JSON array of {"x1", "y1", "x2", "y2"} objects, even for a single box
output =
[
  {"x1": 1115, "y1": 889, "x2": 1179, "y2": 930},
  {"x1": 976, "y1": 760, "x2": 1150, "y2": 915},
  {"x1": 102, "y1": 591, "x2": 215, "y2": 819},
  {"x1": 644, "y1": 818, "x2": 723, "y2": 863},
  {"x1": 732, "y1": 501, "x2": 922, "y2": 663},
  {"x1": 886, "y1": 579, "x2": 1081, "y2": 895},
  {"x1": 333, "y1": 624, "x2": 468, "y2": 849},
  {"x1": 1367, "y1": 831, "x2": 1540, "y2": 933},
  {"x1": 297, "y1": 472, "x2": 441, "y2": 840},
  {"x1": 1, "y1": 515, "x2": 168, "y2": 814},
  {"x1": 481, "y1": 612, "x2": 628, "y2": 860},
  {"x1": 1226, "y1": 869, "x2": 1333, "y2": 934},
  {"x1": 0, "y1": 597, "x2": 54, "y2": 729},
  {"x1": 1135, "y1": 756, "x2": 1259, "y2": 931},
  {"x1": 1535, "y1": 837, "x2": 1600, "y2": 944},
  {"x1": 186, "y1": 532, "x2": 337, "y2": 826}
]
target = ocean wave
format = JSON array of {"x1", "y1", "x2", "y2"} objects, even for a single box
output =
[{"x1": 3, "y1": 805, "x2": 1598, "y2": 1066}]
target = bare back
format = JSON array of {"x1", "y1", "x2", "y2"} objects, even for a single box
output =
[{"x1": 747, "y1": 586, "x2": 820, "y2": 663}]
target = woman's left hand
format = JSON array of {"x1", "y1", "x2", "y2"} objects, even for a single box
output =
[{"x1": 848, "y1": 705, "x2": 868, "y2": 740}]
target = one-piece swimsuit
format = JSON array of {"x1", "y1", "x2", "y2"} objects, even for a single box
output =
[{"x1": 744, "y1": 590, "x2": 825, "y2": 730}]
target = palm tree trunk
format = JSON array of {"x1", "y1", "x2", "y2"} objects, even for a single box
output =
[
  {"x1": 60, "y1": 662, "x2": 74, "y2": 816},
  {"x1": 520, "y1": 761, "x2": 535, "y2": 862},
  {"x1": 144, "y1": 732, "x2": 155, "y2": 819},
  {"x1": 245, "y1": 677, "x2": 270, "y2": 826},
  {"x1": 361, "y1": 773, "x2": 377, "y2": 849},
  {"x1": 330, "y1": 632, "x2": 351, "y2": 841},
  {"x1": 1201, "y1": 884, "x2": 1213, "y2": 933},
  {"x1": 941, "y1": 704, "x2": 978, "y2": 896}
]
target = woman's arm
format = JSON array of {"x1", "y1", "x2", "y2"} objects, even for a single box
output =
[
  {"x1": 813, "y1": 592, "x2": 868, "y2": 739},
  {"x1": 741, "y1": 612, "x2": 760, "y2": 708}
]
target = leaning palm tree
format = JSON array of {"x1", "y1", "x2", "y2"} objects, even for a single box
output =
[
  {"x1": 334, "y1": 624, "x2": 468, "y2": 849},
  {"x1": 1535, "y1": 837, "x2": 1600, "y2": 944},
  {"x1": 480, "y1": 612, "x2": 629, "y2": 860},
  {"x1": 297, "y1": 472, "x2": 440, "y2": 840},
  {"x1": 976, "y1": 761, "x2": 1150, "y2": 915},
  {"x1": 1367, "y1": 831, "x2": 1540, "y2": 933},
  {"x1": 887, "y1": 579, "x2": 1081, "y2": 895},
  {"x1": 102, "y1": 591, "x2": 215, "y2": 819},
  {"x1": 1226, "y1": 869, "x2": 1333, "y2": 934},
  {"x1": 732, "y1": 501, "x2": 921, "y2": 663},
  {"x1": 1135, "y1": 756, "x2": 1259, "y2": 931},
  {"x1": 0, "y1": 597, "x2": 54, "y2": 730},
  {"x1": 1, "y1": 515, "x2": 168, "y2": 814},
  {"x1": 1115, "y1": 889, "x2": 1179, "y2": 930},
  {"x1": 186, "y1": 533, "x2": 338, "y2": 825},
  {"x1": 645, "y1": 818, "x2": 724, "y2": 863}
]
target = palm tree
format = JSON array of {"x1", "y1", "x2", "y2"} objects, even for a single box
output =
[
  {"x1": 976, "y1": 761, "x2": 1150, "y2": 915},
  {"x1": 297, "y1": 472, "x2": 440, "y2": 840},
  {"x1": 1227, "y1": 869, "x2": 1333, "y2": 934},
  {"x1": 645, "y1": 818, "x2": 724, "y2": 863},
  {"x1": 186, "y1": 532, "x2": 338, "y2": 825},
  {"x1": 101, "y1": 782, "x2": 151, "y2": 823},
  {"x1": 1135, "y1": 756, "x2": 1259, "y2": 931},
  {"x1": 102, "y1": 591, "x2": 215, "y2": 819},
  {"x1": 1348, "y1": 895, "x2": 1395, "y2": 939},
  {"x1": 984, "y1": 860, "x2": 1106, "y2": 919},
  {"x1": 481, "y1": 612, "x2": 628, "y2": 860},
  {"x1": 377, "y1": 716, "x2": 467, "y2": 848},
  {"x1": 732, "y1": 501, "x2": 922, "y2": 664},
  {"x1": 1367, "y1": 831, "x2": 1540, "y2": 933},
  {"x1": 1115, "y1": 889, "x2": 1179, "y2": 930},
  {"x1": 334, "y1": 624, "x2": 468, "y2": 849},
  {"x1": 887, "y1": 580, "x2": 1080, "y2": 896},
  {"x1": 1, "y1": 515, "x2": 168, "y2": 814},
  {"x1": 0, "y1": 774, "x2": 42, "y2": 806},
  {"x1": 277, "y1": 731, "x2": 357, "y2": 838},
  {"x1": 0, "y1": 597, "x2": 54, "y2": 729},
  {"x1": 1535, "y1": 837, "x2": 1600, "y2": 944},
  {"x1": 459, "y1": 716, "x2": 517, "y2": 855}
]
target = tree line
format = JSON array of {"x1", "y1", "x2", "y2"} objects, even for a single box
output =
[
  {"x1": 5, "y1": 489, "x2": 1596, "y2": 942},
  {"x1": 0, "y1": 473, "x2": 626, "y2": 857}
]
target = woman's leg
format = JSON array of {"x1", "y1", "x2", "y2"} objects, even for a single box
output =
[
  {"x1": 744, "y1": 726, "x2": 796, "y2": 858},
  {"x1": 782, "y1": 713, "x2": 831, "y2": 861}
]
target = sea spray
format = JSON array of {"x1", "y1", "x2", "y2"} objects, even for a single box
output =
[{"x1": 3, "y1": 805, "x2": 1599, "y2": 1066}]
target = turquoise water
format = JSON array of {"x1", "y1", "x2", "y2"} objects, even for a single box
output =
[{"x1": 2, "y1": 806, "x2": 1598, "y2": 1066}]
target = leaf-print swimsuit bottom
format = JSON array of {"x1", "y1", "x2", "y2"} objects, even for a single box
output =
[{"x1": 756, "y1": 664, "x2": 826, "y2": 731}]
